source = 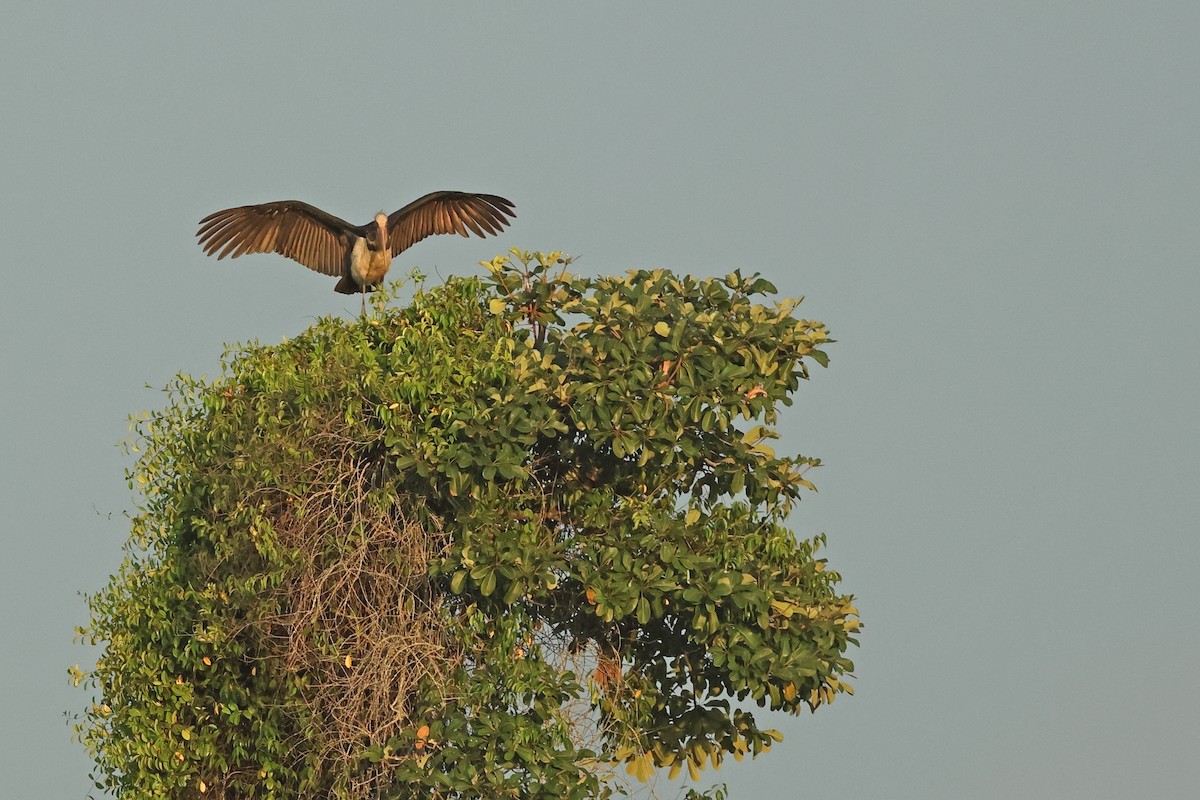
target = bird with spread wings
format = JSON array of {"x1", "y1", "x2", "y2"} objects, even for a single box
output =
[{"x1": 197, "y1": 191, "x2": 515, "y2": 311}]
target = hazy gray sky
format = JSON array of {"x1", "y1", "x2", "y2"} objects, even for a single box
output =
[{"x1": 3, "y1": 3, "x2": 1197, "y2": 798}]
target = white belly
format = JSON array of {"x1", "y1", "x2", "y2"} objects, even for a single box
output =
[{"x1": 349, "y1": 237, "x2": 391, "y2": 288}]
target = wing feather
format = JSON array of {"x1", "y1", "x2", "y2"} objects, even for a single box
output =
[
  {"x1": 196, "y1": 201, "x2": 361, "y2": 277},
  {"x1": 386, "y1": 192, "x2": 515, "y2": 256}
]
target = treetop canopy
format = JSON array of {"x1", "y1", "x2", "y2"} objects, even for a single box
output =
[{"x1": 76, "y1": 251, "x2": 858, "y2": 800}]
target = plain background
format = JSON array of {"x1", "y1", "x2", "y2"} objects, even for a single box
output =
[{"x1": 2, "y1": 3, "x2": 1197, "y2": 798}]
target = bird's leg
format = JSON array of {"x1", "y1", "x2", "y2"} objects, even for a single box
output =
[{"x1": 361, "y1": 286, "x2": 367, "y2": 315}]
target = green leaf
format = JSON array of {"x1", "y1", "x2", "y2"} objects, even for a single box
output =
[{"x1": 479, "y1": 569, "x2": 497, "y2": 598}]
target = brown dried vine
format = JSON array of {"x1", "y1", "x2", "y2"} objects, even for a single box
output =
[{"x1": 232, "y1": 421, "x2": 459, "y2": 796}]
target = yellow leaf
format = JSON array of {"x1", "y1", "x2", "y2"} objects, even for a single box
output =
[
  {"x1": 624, "y1": 753, "x2": 654, "y2": 783},
  {"x1": 180, "y1": 728, "x2": 191, "y2": 741},
  {"x1": 753, "y1": 443, "x2": 776, "y2": 459},
  {"x1": 770, "y1": 599, "x2": 800, "y2": 617},
  {"x1": 488, "y1": 298, "x2": 507, "y2": 314},
  {"x1": 344, "y1": 655, "x2": 353, "y2": 668},
  {"x1": 202, "y1": 657, "x2": 211, "y2": 666},
  {"x1": 654, "y1": 321, "x2": 670, "y2": 336},
  {"x1": 199, "y1": 779, "x2": 207, "y2": 793},
  {"x1": 684, "y1": 508, "x2": 700, "y2": 526}
]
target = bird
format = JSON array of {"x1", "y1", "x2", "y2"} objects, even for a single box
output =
[{"x1": 196, "y1": 192, "x2": 515, "y2": 311}]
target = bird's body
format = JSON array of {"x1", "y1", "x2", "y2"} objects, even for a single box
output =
[{"x1": 196, "y1": 192, "x2": 515, "y2": 310}]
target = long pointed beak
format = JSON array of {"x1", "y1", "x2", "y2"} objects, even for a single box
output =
[{"x1": 376, "y1": 214, "x2": 388, "y2": 248}]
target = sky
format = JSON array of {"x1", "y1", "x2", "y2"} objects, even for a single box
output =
[{"x1": 2, "y1": 3, "x2": 1198, "y2": 798}]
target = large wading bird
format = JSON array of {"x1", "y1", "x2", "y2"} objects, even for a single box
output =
[{"x1": 196, "y1": 192, "x2": 516, "y2": 311}]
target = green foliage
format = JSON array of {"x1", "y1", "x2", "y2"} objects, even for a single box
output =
[{"x1": 77, "y1": 252, "x2": 858, "y2": 800}]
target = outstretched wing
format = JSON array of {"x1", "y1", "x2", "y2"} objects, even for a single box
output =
[
  {"x1": 386, "y1": 192, "x2": 516, "y2": 257},
  {"x1": 196, "y1": 201, "x2": 361, "y2": 277}
]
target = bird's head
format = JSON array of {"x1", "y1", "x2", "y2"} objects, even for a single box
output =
[{"x1": 373, "y1": 211, "x2": 389, "y2": 247}]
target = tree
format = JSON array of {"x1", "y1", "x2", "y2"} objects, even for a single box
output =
[{"x1": 76, "y1": 251, "x2": 860, "y2": 800}]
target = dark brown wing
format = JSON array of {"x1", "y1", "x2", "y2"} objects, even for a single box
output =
[
  {"x1": 386, "y1": 192, "x2": 516, "y2": 257},
  {"x1": 196, "y1": 201, "x2": 365, "y2": 277}
]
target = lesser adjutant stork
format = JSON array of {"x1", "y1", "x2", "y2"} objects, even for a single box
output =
[{"x1": 197, "y1": 192, "x2": 515, "y2": 311}]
